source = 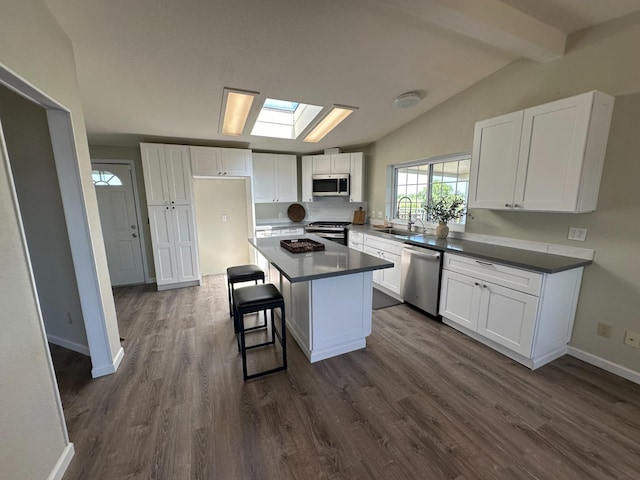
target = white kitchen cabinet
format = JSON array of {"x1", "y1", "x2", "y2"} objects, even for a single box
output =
[
  {"x1": 302, "y1": 152, "x2": 364, "y2": 202},
  {"x1": 190, "y1": 146, "x2": 252, "y2": 177},
  {"x1": 140, "y1": 142, "x2": 200, "y2": 290},
  {"x1": 469, "y1": 91, "x2": 614, "y2": 213},
  {"x1": 301, "y1": 155, "x2": 313, "y2": 202},
  {"x1": 252, "y1": 153, "x2": 297, "y2": 203},
  {"x1": 141, "y1": 143, "x2": 192, "y2": 206},
  {"x1": 349, "y1": 152, "x2": 364, "y2": 202},
  {"x1": 364, "y1": 234, "x2": 403, "y2": 296},
  {"x1": 439, "y1": 253, "x2": 583, "y2": 368}
]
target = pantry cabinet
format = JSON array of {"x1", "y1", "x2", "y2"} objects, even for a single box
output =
[
  {"x1": 469, "y1": 91, "x2": 614, "y2": 213},
  {"x1": 439, "y1": 253, "x2": 583, "y2": 368},
  {"x1": 252, "y1": 153, "x2": 297, "y2": 203},
  {"x1": 190, "y1": 146, "x2": 252, "y2": 177},
  {"x1": 140, "y1": 143, "x2": 201, "y2": 290}
]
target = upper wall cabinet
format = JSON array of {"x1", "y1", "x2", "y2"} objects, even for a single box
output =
[
  {"x1": 301, "y1": 152, "x2": 365, "y2": 202},
  {"x1": 469, "y1": 91, "x2": 615, "y2": 213},
  {"x1": 190, "y1": 146, "x2": 252, "y2": 177},
  {"x1": 140, "y1": 143, "x2": 193, "y2": 206},
  {"x1": 252, "y1": 153, "x2": 298, "y2": 203}
]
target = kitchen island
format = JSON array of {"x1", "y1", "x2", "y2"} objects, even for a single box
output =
[{"x1": 249, "y1": 235, "x2": 393, "y2": 362}]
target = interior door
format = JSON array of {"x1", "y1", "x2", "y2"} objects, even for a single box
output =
[{"x1": 93, "y1": 162, "x2": 145, "y2": 286}]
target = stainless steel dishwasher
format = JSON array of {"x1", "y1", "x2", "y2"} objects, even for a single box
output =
[{"x1": 400, "y1": 245, "x2": 442, "y2": 317}]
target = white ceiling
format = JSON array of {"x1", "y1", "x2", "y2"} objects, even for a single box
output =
[{"x1": 44, "y1": 0, "x2": 640, "y2": 154}]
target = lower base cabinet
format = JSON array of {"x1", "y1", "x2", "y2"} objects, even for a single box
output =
[
  {"x1": 363, "y1": 234, "x2": 403, "y2": 296},
  {"x1": 439, "y1": 253, "x2": 583, "y2": 369}
]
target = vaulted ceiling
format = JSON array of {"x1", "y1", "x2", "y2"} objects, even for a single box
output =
[{"x1": 44, "y1": 0, "x2": 640, "y2": 154}]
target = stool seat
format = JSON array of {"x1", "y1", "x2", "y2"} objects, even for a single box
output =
[
  {"x1": 234, "y1": 284, "x2": 283, "y2": 312},
  {"x1": 227, "y1": 264, "x2": 264, "y2": 283},
  {"x1": 226, "y1": 264, "x2": 265, "y2": 318}
]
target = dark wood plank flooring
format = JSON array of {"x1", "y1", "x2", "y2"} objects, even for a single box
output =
[{"x1": 52, "y1": 275, "x2": 640, "y2": 479}]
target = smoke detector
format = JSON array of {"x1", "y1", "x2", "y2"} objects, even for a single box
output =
[{"x1": 393, "y1": 91, "x2": 422, "y2": 109}]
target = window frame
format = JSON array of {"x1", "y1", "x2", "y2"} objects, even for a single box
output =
[{"x1": 389, "y1": 152, "x2": 470, "y2": 232}]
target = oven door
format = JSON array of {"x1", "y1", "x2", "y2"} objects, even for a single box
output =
[{"x1": 308, "y1": 231, "x2": 346, "y2": 245}]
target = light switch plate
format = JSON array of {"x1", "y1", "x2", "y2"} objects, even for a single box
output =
[{"x1": 568, "y1": 227, "x2": 587, "y2": 241}]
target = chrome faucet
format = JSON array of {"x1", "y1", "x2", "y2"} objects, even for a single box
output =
[{"x1": 397, "y1": 196, "x2": 414, "y2": 232}]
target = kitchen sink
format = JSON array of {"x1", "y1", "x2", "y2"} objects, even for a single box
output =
[{"x1": 379, "y1": 228, "x2": 424, "y2": 236}]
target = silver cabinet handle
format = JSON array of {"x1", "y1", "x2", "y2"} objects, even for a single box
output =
[
  {"x1": 132, "y1": 233, "x2": 138, "y2": 238},
  {"x1": 474, "y1": 282, "x2": 480, "y2": 286},
  {"x1": 514, "y1": 204, "x2": 522, "y2": 208},
  {"x1": 505, "y1": 203, "x2": 512, "y2": 208},
  {"x1": 475, "y1": 260, "x2": 493, "y2": 266}
]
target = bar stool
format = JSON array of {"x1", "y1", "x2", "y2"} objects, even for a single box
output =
[
  {"x1": 226, "y1": 264, "x2": 266, "y2": 330},
  {"x1": 233, "y1": 283, "x2": 287, "y2": 381}
]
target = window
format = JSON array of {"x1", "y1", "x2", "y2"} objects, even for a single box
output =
[
  {"x1": 250, "y1": 97, "x2": 323, "y2": 139},
  {"x1": 393, "y1": 154, "x2": 470, "y2": 224},
  {"x1": 92, "y1": 169, "x2": 123, "y2": 186}
]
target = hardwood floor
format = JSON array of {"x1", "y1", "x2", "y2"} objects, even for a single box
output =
[{"x1": 53, "y1": 275, "x2": 640, "y2": 479}]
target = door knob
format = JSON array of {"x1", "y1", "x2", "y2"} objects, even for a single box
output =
[{"x1": 132, "y1": 233, "x2": 138, "y2": 238}]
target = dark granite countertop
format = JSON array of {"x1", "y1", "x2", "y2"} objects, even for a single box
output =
[
  {"x1": 349, "y1": 225, "x2": 591, "y2": 274},
  {"x1": 250, "y1": 234, "x2": 393, "y2": 283}
]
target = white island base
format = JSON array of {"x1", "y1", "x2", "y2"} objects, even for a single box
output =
[{"x1": 271, "y1": 266, "x2": 373, "y2": 363}]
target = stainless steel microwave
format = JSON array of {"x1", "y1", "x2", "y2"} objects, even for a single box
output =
[{"x1": 312, "y1": 174, "x2": 350, "y2": 196}]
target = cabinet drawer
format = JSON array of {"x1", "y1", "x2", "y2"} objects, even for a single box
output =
[
  {"x1": 443, "y1": 253, "x2": 542, "y2": 296},
  {"x1": 349, "y1": 230, "x2": 363, "y2": 243},
  {"x1": 364, "y1": 235, "x2": 403, "y2": 255},
  {"x1": 279, "y1": 228, "x2": 304, "y2": 236}
]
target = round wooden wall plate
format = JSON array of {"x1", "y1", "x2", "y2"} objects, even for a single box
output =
[{"x1": 287, "y1": 203, "x2": 306, "y2": 222}]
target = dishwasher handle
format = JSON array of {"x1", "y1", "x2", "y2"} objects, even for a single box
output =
[{"x1": 402, "y1": 245, "x2": 441, "y2": 260}]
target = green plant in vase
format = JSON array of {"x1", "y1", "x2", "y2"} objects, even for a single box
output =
[{"x1": 424, "y1": 194, "x2": 466, "y2": 239}]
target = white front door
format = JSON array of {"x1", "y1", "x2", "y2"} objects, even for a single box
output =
[{"x1": 93, "y1": 163, "x2": 145, "y2": 286}]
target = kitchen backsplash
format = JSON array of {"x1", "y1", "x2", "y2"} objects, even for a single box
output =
[{"x1": 255, "y1": 197, "x2": 367, "y2": 224}]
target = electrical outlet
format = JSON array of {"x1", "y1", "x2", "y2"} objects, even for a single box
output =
[
  {"x1": 222, "y1": 214, "x2": 228, "y2": 222},
  {"x1": 568, "y1": 227, "x2": 588, "y2": 241},
  {"x1": 377, "y1": 211, "x2": 383, "y2": 219},
  {"x1": 596, "y1": 322, "x2": 612, "y2": 338},
  {"x1": 624, "y1": 330, "x2": 640, "y2": 347},
  {"x1": 278, "y1": 212, "x2": 283, "y2": 219}
]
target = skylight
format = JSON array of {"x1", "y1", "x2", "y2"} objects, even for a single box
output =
[{"x1": 251, "y1": 97, "x2": 323, "y2": 140}]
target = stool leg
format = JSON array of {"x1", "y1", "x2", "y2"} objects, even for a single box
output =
[
  {"x1": 239, "y1": 313, "x2": 249, "y2": 380},
  {"x1": 271, "y1": 308, "x2": 276, "y2": 344},
  {"x1": 228, "y1": 279, "x2": 233, "y2": 317},
  {"x1": 281, "y1": 304, "x2": 287, "y2": 371}
]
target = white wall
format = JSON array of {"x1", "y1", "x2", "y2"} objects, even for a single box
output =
[
  {"x1": 193, "y1": 178, "x2": 250, "y2": 274},
  {"x1": 0, "y1": 85, "x2": 89, "y2": 352},
  {"x1": 0, "y1": 0, "x2": 122, "y2": 476},
  {"x1": 366, "y1": 13, "x2": 640, "y2": 374}
]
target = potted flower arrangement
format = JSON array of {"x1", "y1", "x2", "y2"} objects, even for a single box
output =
[{"x1": 424, "y1": 195, "x2": 466, "y2": 239}]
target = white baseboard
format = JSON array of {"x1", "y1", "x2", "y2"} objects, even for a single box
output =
[
  {"x1": 567, "y1": 346, "x2": 640, "y2": 385},
  {"x1": 47, "y1": 334, "x2": 90, "y2": 356},
  {"x1": 91, "y1": 346, "x2": 125, "y2": 378},
  {"x1": 47, "y1": 443, "x2": 74, "y2": 480}
]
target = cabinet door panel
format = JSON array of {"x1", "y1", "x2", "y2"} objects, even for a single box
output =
[
  {"x1": 516, "y1": 97, "x2": 591, "y2": 211},
  {"x1": 173, "y1": 205, "x2": 199, "y2": 282},
  {"x1": 439, "y1": 270, "x2": 480, "y2": 330},
  {"x1": 221, "y1": 148, "x2": 252, "y2": 176},
  {"x1": 275, "y1": 154, "x2": 298, "y2": 202},
  {"x1": 148, "y1": 206, "x2": 177, "y2": 283},
  {"x1": 312, "y1": 155, "x2": 331, "y2": 174},
  {"x1": 469, "y1": 111, "x2": 523, "y2": 209},
  {"x1": 301, "y1": 156, "x2": 313, "y2": 202},
  {"x1": 364, "y1": 246, "x2": 382, "y2": 284},
  {"x1": 380, "y1": 252, "x2": 401, "y2": 294},
  {"x1": 141, "y1": 143, "x2": 170, "y2": 205},
  {"x1": 165, "y1": 145, "x2": 192, "y2": 204},
  {"x1": 478, "y1": 282, "x2": 538, "y2": 357},
  {"x1": 190, "y1": 146, "x2": 221, "y2": 176},
  {"x1": 252, "y1": 153, "x2": 276, "y2": 203},
  {"x1": 349, "y1": 153, "x2": 364, "y2": 202},
  {"x1": 331, "y1": 153, "x2": 351, "y2": 174}
]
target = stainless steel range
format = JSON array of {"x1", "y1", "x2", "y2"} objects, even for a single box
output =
[{"x1": 304, "y1": 221, "x2": 351, "y2": 245}]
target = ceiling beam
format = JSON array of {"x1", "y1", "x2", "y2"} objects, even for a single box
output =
[{"x1": 373, "y1": 0, "x2": 567, "y2": 62}]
